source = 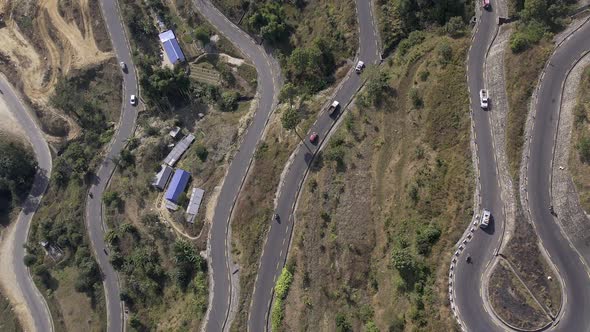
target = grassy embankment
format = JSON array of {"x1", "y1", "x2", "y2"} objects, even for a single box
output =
[
  {"x1": 279, "y1": 31, "x2": 473, "y2": 331},
  {"x1": 569, "y1": 66, "x2": 590, "y2": 211},
  {"x1": 488, "y1": 259, "x2": 550, "y2": 330},
  {"x1": 25, "y1": 60, "x2": 122, "y2": 332},
  {"x1": 0, "y1": 292, "x2": 22, "y2": 332}
]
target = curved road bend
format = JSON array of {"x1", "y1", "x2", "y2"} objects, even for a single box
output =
[
  {"x1": 87, "y1": 0, "x2": 138, "y2": 330},
  {"x1": 452, "y1": 6, "x2": 506, "y2": 332},
  {"x1": 1, "y1": 76, "x2": 54, "y2": 332},
  {"x1": 191, "y1": 0, "x2": 281, "y2": 331},
  {"x1": 525, "y1": 20, "x2": 590, "y2": 331},
  {"x1": 248, "y1": 0, "x2": 380, "y2": 330}
]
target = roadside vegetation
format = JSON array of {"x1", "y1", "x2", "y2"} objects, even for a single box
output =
[
  {"x1": 0, "y1": 139, "x2": 37, "y2": 224},
  {"x1": 0, "y1": 291, "x2": 22, "y2": 332},
  {"x1": 570, "y1": 66, "x2": 590, "y2": 212},
  {"x1": 25, "y1": 60, "x2": 122, "y2": 332},
  {"x1": 229, "y1": 87, "x2": 330, "y2": 332},
  {"x1": 281, "y1": 29, "x2": 473, "y2": 330},
  {"x1": 505, "y1": 0, "x2": 576, "y2": 178},
  {"x1": 212, "y1": 0, "x2": 358, "y2": 95}
]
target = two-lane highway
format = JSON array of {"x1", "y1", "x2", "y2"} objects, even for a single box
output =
[
  {"x1": 247, "y1": 0, "x2": 380, "y2": 330},
  {"x1": 1, "y1": 75, "x2": 54, "y2": 332},
  {"x1": 191, "y1": 1, "x2": 282, "y2": 331},
  {"x1": 87, "y1": 0, "x2": 139, "y2": 330}
]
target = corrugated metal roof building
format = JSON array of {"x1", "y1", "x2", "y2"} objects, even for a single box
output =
[
  {"x1": 186, "y1": 188, "x2": 205, "y2": 223},
  {"x1": 164, "y1": 133, "x2": 195, "y2": 166},
  {"x1": 152, "y1": 164, "x2": 173, "y2": 190},
  {"x1": 158, "y1": 30, "x2": 185, "y2": 64},
  {"x1": 165, "y1": 169, "x2": 191, "y2": 203}
]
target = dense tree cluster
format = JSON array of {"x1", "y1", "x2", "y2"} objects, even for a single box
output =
[
  {"x1": 0, "y1": 141, "x2": 37, "y2": 217},
  {"x1": 285, "y1": 38, "x2": 335, "y2": 93},
  {"x1": 510, "y1": 0, "x2": 575, "y2": 52},
  {"x1": 378, "y1": 0, "x2": 467, "y2": 53},
  {"x1": 247, "y1": 2, "x2": 289, "y2": 44}
]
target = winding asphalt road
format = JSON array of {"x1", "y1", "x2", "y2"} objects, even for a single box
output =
[
  {"x1": 0, "y1": 76, "x2": 54, "y2": 332},
  {"x1": 454, "y1": 6, "x2": 590, "y2": 332},
  {"x1": 247, "y1": 0, "x2": 380, "y2": 330},
  {"x1": 452, "y1": 5, "x2": 506, "y2": 331},
  {"x1": 524, "y1": 18, "x2": 590, "y2": 331},
  {"x1": 86, "y1": 0, "x2": 139, "y2": 330},
  {"x1": 191, "y1": 1, "x2": 282, "y2": 331}
]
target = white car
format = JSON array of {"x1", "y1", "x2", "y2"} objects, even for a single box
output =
[
  {"x1": 479, "y1": 89, "x2": 489, "y2": 109},
  {"x1": 355, "y1": 60, "x2": 365, "y2": 73},
  {"x1": 130, "y1": 95, "x2": 137, "y2": 106},
  {"x1": 480, "y1": 209, "x2": 491, "y2": 228},
  {"x1": 120, "y1": 62, "x2": 127, "y2": 72}
]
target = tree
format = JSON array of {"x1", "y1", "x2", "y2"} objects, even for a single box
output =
[
  {"x1": 195, "y1": 144, "x2": 208, "y2": 162},
  {"x1": 281, "y1": 107, "x2": 304, "y2": 143},
  {"x1": 219, "y1": 91, "x2": 239, "y2": 112},
  {"x1": 279, "y1": 83, "x2": 297, "y2": 108},
  {"x1": 194, "y1": 26, "x2": 210, "y2": 45},
  {"x1": 437, "y1": 42, "x2": 453, "y2": 65},
  {"x1": 444, "y1": 16, "x2": 465, "y2": 37}
]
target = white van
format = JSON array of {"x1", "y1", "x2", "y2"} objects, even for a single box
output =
[
  {"x1": 479, "y1": 89, "x2": 489, "y2": 109},
  {"x1": 480, "y1": 209, "x2": 491, "y2": 228}
]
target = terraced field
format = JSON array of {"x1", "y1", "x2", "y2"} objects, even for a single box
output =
[{"x1": 189, "y1": 63, "x2": 221, "y2": 86}]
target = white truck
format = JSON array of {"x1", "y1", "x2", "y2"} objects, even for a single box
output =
[
  {"x1": 327, "y1": 100, "x2": 340, "y2": 117},
  {"x1": 480, "y1": 209, "x2": 491, "y2": 228}
]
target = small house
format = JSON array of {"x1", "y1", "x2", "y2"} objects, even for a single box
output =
[
  {"x1": 159, "y1": 30, "x2": 185, "y2": 65},
  {"x1": 165, "y1": 169, "x2": 191, "y2": 204},
  {"x1": 152, "y1": 164, "x2": 173, "y2": 190}
]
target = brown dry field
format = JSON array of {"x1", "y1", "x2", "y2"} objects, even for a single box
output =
[
  {"x1": 488, "y1": 259, "x2": 550, "y2": 330},
  {"x1": 0, "y1": 0, "x2": 114, "y2": 142},
  {"x1": 279, "y1": 35, "x2": 473, "y2": 331}
]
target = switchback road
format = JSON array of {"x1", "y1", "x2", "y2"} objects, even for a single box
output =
[
  {"x1": 524, "y1": 18, "x2": 590, "y2": 331},
  {"x1": 452, "y1": 4, "x2": 506, "y2": 331},
  {"x1": 247, "y1": 0, "x2": 381, "y2": 330},
  {"x1": 86, "y1": 0, "x2": 139, "y2": 330},
  {"x1": 454, "y1": 5, "x2": 590, "y2": 332},
  {"x1": 0, "y1": 75, "x2": 54, "y2": 332},
  {"x1": 191, "y1": 1, "x2": 282, "y2": 331}
]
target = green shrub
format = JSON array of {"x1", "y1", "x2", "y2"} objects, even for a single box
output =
[
  {"x1": 416, "y1": 225, "x2": 441, "y2": 255},
  {"x1": 577, "y1": 136, "x2": 590, "y2": 163},
  {"x1": 444, "y1": 16, "x2": 465, "y2": 37},
  {"x1": 103, "y1": 191, "x2": 121, "y2": 207},
  {"x1": 437, "y1": 42, "x2": 453, "y2": 64},
  {"x1": 219, "y1": 91, "x2": 240, "y2": 112},
  {"x1": 195, "y1": 144, "x2": 208, "y2": 162},
  {"x1": 510, "y1": 32, "x2": 531, "y2": 53},
  {"x1": 409, "y1": 88, "x2": 423, "y2": 109}
]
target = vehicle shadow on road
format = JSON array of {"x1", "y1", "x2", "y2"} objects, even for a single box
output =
[{"x1": 481, "y1": 217, "x2": 496, "y2": 236}]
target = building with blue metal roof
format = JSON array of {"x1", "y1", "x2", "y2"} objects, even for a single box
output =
[
  {"x1": 158, "y1": 30, "x2": 185, "y2": 65},
  {"x1": 165, "y1": 169, "x2": 191, "y2": 203}
]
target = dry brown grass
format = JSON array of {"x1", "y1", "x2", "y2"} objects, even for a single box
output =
[
  {"x1": 489, "y1": 259, "x2": 550, "y2": 330},
  {"x1": 0, "y1": 289, "x2": 23, "y2": 332},
  {"x1": 282, "y1": 35, "x2": 472, "y2": 331},
  {"x1": 505, "y1": 39, "x2": 552, "y2": 179},
  {"x1": 569, "y1": 66, "x2": 590, "y2": 212}
]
